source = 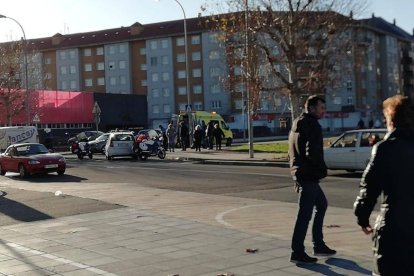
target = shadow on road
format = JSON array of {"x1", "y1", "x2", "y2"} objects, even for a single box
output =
[
  {"x1": 296, "y1": 257, "x2": 371, "y2": 276},
  {"x1": 0, "y1": 191, "x2": 53, "y2": 222},
  {"x1": 9, "y1": 174, "x2": 87, "y2": 183},
  {"x1": 328, "y1": 172, "x2": 363, "y2": 178}
]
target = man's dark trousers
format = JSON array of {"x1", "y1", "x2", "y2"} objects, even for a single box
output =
[{"x1": 291, "y1": 180, "x2": 327, "y2": 253}]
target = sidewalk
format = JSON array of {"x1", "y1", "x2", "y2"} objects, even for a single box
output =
[{"x1": 0, "y1": 151, "x2": 375, "y2": 275}]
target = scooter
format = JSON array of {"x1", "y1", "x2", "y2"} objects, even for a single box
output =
[
  {"x1": 77, "y1": 142, "x2": 93, "y2": 160},
  {"x1": 134, "y1": 138, "x2": 166, "y2": 161}
]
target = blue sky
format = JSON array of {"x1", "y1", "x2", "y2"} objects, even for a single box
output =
[{"x1": 0, "y1": 0, "x2": 413, "y2": 42}]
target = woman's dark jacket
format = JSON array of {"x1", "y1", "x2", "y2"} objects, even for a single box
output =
[
  {"x1": 288, "y1": 112, "x2": 327, "y2": 181},
  {"x1": 354, "y1": 127, "x2": 414, "y2": 257}
]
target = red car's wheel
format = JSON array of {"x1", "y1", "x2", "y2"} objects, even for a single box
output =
[
  {"x1": 18, "y1": 164, "x2": 27, "y2": 178},
  {"x1": 0, "y1": 163, "x2": 6, "y2": 176}
]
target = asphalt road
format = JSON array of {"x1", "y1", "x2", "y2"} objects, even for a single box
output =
[{"x1": 62, "y1": 156, "x2": 363, "y2": 209}]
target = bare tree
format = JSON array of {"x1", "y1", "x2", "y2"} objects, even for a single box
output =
[
  {"x1": 0, "y1": 42, "x2": 26, "y2": 125},
  {"x1": 202, "y1": 0, "x2": 367, "y2": 121}
]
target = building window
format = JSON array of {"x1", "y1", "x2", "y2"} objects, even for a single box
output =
[
  {"x1": 176, "y1": 37, "x2": 185, "y2": 46},
  {"x1": 211, "y1": 100, "x2": 222, "y2": 109},
  {"x1": 162, "y1": 88, "x2": 170, "y2": 97},
  {"x1": 110, "y1": 77, "x2": 116, "y2": 86},
  {"x1": 150, "y1": 41, "x2": 157, "y2": 50},
  {"x1": 70, "y1": 65, "x2": 76, "y2": 74},
  {"x1": 152, "y1": 88, "x2": 160, "y2": 98},
  {"x1": 119, "y1": 44, "x2": 126, "y2": 53},
  {"x1": 192, "y1": 52, "x2": 201, "y2": 61},
  {"x1": 178, "y1": 86, "x2": 187, "y2": 95},
  {"x1": 150, "y1": 57, "x2": 157, "y2": 66},
  {"x1": 44, "y1": 73, "x2": 52, "y2": 80},
  {"x1": 60, "y1": 66, "x2": 67, "y2": 75},
  {"x1": 208, "y1": 33, "x2": 218, "y2": 43},
  {"x1": 235, "y1": 99, "x2": 243, "y2": 110},
  {"x1": 192, "y1": 68, "x2": 202, "y2": 78},
  {"x1": 210, "y1": 67, "x2": 221, "y2": 77},
  {"x1": 234, "y1": 66, "x2": 242, "y2": 76},
  {"x1": 141, "y1": 80, "x2": 147, "y2": 86},
  {"x1": 333, "y1": 96, "x2": 342, "y2": 105},
  {"x1": 119, "y1": 75, "x2": 126, "y2": 85},
  {"x1": 177, "y1": 70, "x2": 186, "y2": 79},
  {"x1": 59, "y1": 51, "x2": 67, "y2": 60},
  {"x1": 211, "y1": 84, "x2": 220, "y2": 94},
  {"x1": 84, "y1": 63, "x2": 92, "y2": 71},
  {"x1": 151, "y1": 73, "x2": 159, "y2": 82},
  {"x1": 109, "y1": 45, "x2": 116, "y2": 55},
  {"x1": 85, "y1": 79, "x2": 93, "y2": 87},
  {"x1": 194, "y1": 101, "x2": 203, "y2": 110},
  {"x1": 152, "y1": 105, "x2": 160, "y2": 114},
  {"x1": 209, "y1": 50, "x2": 220, "y2": 60},
  {"x1": 70, "y1": 80, "x2": 77, "y2": 90},
  {"x1": 44, "y1": 58, "x2": 52, "y2": 65},
  {"x1": 347, "y1": 97, "x2": 353, "y2": 105},
  {"x1": 191, "y1": 35, "x2": 200, "y2": 45},
  {"x1": 140, "y1": 48, "x2": 146, "y2": 55},
  {"x1": 161, "y1": 39, "x2": 169, "y2": 49},
  {"x1": 108, "y1": 61, "x2": 116, "y2": 70},
  {"x1": 176, "y1": 53, "x2": 185, "y2": 63},
  {"x1": 140, "y1": 64, "x2": 147, "y2": 71},
  {"x1": 163, "y1": 104, "x2": 171, "y2": 113},
  {"x1": 119, "y1": 60, "x2": 126, "y2": 69},
  {"x1": 84, "y1": 48, "x2": 91, "y2": 56},
  {"x1": 96, "y1": 47, "x2": 104, "y2": 55},
  {"x1": 69, "y1": 50, "x2": 76, "y2": 59},
  {"x1": 162, "y1": 72, "x2": 170, "y2": 81},
  {"x1": 97, "y1": 77, "x2": 105, "y2": 85},
  {"x1": 96, "y1": 62, "x2": 105, "y2": 70},
  {"x1": 193, "y1": 85, "x2": 202, "y2": 94},
  {"x1": 61, "y1": 80, "x2": 67, "y2": 90},
  {"x1": 161, "y1": 56, "x2": 169, "y2": 65}
]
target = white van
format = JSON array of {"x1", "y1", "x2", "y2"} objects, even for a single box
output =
[{"x1": 0, "y1": 126, "x2": 39, "y2": 152}]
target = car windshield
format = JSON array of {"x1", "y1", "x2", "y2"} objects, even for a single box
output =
[{"x1": 15, "y1": 144, "x2": 49, "y2": 156}]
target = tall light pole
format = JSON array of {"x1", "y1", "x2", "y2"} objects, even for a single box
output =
[
  {"x1": 155, "y1": 0, "x2": 192, "y2": 145},
  {"x1": 244, "y1": 0, "x2": 254, "y2": 158},
  {"x1": 0, "y1": 14, "x2": 30, "y2": 125}
]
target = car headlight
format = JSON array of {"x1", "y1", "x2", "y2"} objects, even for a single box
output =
[
  {"x1": 28, "y1": 160, "x2": 40, "y2": 165},
  {"x1": 59, "y1": 157, "x2": 66, "y2": 163}
]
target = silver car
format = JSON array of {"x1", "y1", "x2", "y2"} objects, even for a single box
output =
[{"x1": 324, "y1": 129, "x2": 387, "y2": 172}]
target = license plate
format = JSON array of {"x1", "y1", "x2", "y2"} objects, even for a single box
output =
[{"x1": 44, "y1": 164, "x2": 58, "y2": 169}]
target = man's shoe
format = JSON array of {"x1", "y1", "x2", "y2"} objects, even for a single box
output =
[
  {"x1": 313, "y1": 244, "x2": 336, "y2": 256},
  {"x1": 290, "y1": 252, "x2": 318, "y2": 264}
]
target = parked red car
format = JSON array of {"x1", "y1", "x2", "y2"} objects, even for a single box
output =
[{"x1": 0, "y1": 143, "x2": 66, "y2": 177}]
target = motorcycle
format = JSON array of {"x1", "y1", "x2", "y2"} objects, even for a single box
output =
[
  {"x1": 134, "y1": 138, "x2": 166, "y2": 161},
  {"x1": 77, "y1": 142, "x2": 93, "y2": 160}
]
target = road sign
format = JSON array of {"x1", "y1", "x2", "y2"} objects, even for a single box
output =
[{"x1": 92, "y1": 101, "x2": 101, "y2": 115}]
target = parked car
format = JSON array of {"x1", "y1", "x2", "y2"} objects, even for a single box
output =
[
  {"x1": 324, "y1": 129, "x2": 387, "y2": 172},
  {"x1": 87, "y1": 133, "x2": 110, "y2": 153},
  {"x1": 105, "y1": 132, "x2": 137, "y2": 160},
  {"x1": 68, "y1": 131, "x2": 104, "y2": 153},
  {"x1": 0, "y1": 143, "x2": 66, "y2": 177}
]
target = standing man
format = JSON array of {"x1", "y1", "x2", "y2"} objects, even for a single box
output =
[
  {"x1": 288, "y1": 95, "x2": 336, "y2": 264},
  {"x1": 354, "y1": 95, "x2": 414, "y2": 276}
]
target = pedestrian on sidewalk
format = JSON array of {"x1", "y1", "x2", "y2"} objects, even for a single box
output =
[
  {"x1": 354, "y1": 95, "x2": 414, "y2": 276},
  {"x1": 166, "y1": 123, "x2": 176, "y2": 152},
  {"x1": 288, "y1": 95, "x2": 336, "y2": 264},
  {"x1": 193, "y1": 125, "x2": 203, "y2": 152},
  {"x1": 179, "y1": 121, "x2": 189, "y2": 151},
  {"x1": 212, "y1": 123, "x2": 224, "y2": 150},
  {"x1": 206, "y1": 121, "x2": 214, "y2": 149}
]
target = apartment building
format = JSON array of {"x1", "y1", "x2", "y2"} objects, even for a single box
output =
[{"x1": 3, "y1": 13, "x2": 413, "y2": 132}]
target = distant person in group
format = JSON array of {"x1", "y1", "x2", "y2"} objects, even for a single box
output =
[
  {"x1": 193, "y1": 125, "x2": 203, "y2": 152},
  {"x1": 201, "y1": 121, "x2": 207, "y2": 148},
  {"x1": 374, "y1": 118, "x2": 383, "y2": 128},
  {"x1": 368, "y1": 118, "x2": 374, "y2": 128},
  {"x1": 179, "y1": 121, "x2": 189, "y2": 151},
  {"x1": 212, "y1": 123, "x2": 225, "y2": 150},
  {"x1": 158, "y1": 124, "x2": 165, "y2": 133},
  {"x1": 288, "y1": 95, "x2": 336, "y2": 264},
  {"x1": 206, "y1": 121, "x2": 214, "y2": 149},
  {"x1": 165, "y1": 123, "x2": 176, "y2": 152},
  {"x1": 357, "y1": 118, "x2": 365, "y2": 129},
  {"x1": 354, "y1": 95, "x2": 414, "y2": 276}
]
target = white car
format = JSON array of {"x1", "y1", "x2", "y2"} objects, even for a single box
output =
[
  {"x1": 324, "y1": 129, "x2": 387, "y2": 172},
  {"x1": 104, "y1": 132, "x2": 137, "y2": 160}
]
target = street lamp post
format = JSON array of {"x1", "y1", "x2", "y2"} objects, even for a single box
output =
[
  {"x1": 155, "y1": 0, "x2": 192, "y2": 145},
  {"x1": 0, "y1": 14, "x2": 30, "y2": 125}
]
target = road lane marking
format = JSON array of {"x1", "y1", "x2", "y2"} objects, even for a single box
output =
[{"x1": 6, "y1": 242, "x2": 117, "y2": 275}]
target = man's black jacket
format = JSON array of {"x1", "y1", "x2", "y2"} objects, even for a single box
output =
[
  {"x1": 288, "y1": 112, "x2": 327, "y2": 181},
  {"x1": 354, "y1": 127, "x2": 414, "y2": 255}
]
